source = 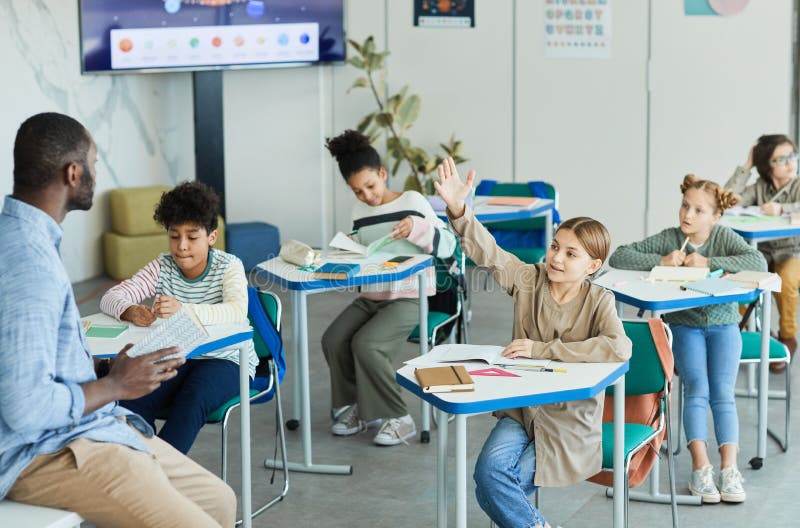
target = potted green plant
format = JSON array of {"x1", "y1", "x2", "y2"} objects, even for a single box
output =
[{"x1": 346, "y1": 36, "x2": 467, "y2": 195}]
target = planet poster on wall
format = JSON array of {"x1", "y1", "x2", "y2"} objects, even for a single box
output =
[
  {"x1": 544, "y1": 0, "x2": 612, "y2": 60},
  {"x1": 414, "y1": 0, "x2": 475, "y2": 28}
]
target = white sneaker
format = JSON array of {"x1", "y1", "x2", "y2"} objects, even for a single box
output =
[
  {"x1": 688, "y1": 464, "x2": 721, "y2": 504},
  {"x1": 373, "y1": 414, "x2": 416, "y2": 446},
  {"x1": 330, "y1": 404, "x2": 381, "y2": 436},
  {"x1": 719, "y1": 466, "x2": 746, "y2": 503}
]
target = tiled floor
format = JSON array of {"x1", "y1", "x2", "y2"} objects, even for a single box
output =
[{"x1": 72, "y1": 272, "x2": 800, "y2": 527}]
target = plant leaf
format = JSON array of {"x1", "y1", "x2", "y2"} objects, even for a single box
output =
[
  {"x1": 374, "y1": 112, "x2": 394, "y2": 127},
  {"x1": 403, "y1": 174, "x2": 422, "y2": 192},
  {"x1": 347, "y1": 38, "x2": 362, "y2": 54},
  {"x1": 397, "y1": 94, "x2": 421, "y2": 130},
  {"x1": 346, "y1": 56, "x2": 365, "y2": 69},
  {"x1": 347, "y1": 76, "x2": 369, "y2": 93},
  {"x1": 356, "y1": 113, "x2": 374, "y2": 133},
  {"x1": 363, "y1": 36, "x2": 375, "y2": 56}
]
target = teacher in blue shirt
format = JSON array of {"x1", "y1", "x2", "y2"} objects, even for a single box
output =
[{"x1": 0, "y1": 113, "x2": 236, "y2": 528}]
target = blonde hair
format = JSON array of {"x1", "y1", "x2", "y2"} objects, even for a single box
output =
[
  {"x1": 557, "y1": 217, "x2": 611, "y2": 263},
  {"x1": 680, "y1": 174, "x2": 740, "y2": 213}
]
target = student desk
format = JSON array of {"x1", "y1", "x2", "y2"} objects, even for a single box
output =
[
  {"x1": 594, "y1": 269, "x2": 774, "y2": 478},
  {"x1": 435, "y1": 197, "x2": 556, "y2": 246},
  {"x1": 253, "y1": 254, "x2": 433, "y2": 475},
  {"x1": 720, "y1": 214, "x2": 800, "y2": 247},
  {"x1": 719, "y1": 215, "x2": 800, "y2": 401},
  {"x1": 397, "y1": 361, "x2": 629, "y2": 528},
  {"x1": 84, "y1": 313, "x2": 258, "y2": 528}
]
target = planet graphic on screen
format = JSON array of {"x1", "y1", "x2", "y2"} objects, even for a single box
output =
[
  {"x1": 299, "y1": 33, "x2": 310, "y2": 44},
  {"x1": 212, "y1": 36, "x2": 222, "y2": 47},
  {"x1": 234, "y1": 35, "x2": 245, "y2": 47},
  {"x1": 119, "y1": 39, "x2": 133, "y2": 53},
  {"x1": 277, "y1": 33, "x2": 289, "y2": 46},
  {"x1": 708, "y1": 0, "x2": 750, "y2": 16}
]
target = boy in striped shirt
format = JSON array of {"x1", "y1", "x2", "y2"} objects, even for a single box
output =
[{"x1": 100, "y1": 181, "x2": 257, "y2": 454}]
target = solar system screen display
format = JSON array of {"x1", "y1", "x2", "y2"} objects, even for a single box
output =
[{"x1": 79, "y1": 0, "x2": 345, "y2": 73}]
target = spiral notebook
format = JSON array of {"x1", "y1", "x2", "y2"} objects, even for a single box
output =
[{"x1": 680, "y1": 278, "x2": 751, "y2": 297}]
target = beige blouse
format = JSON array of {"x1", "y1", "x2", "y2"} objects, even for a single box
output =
[{"x1": 449, "y1": 207, "x2": 632, "y2": 487}]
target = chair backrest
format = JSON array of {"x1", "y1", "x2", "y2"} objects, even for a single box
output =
[
  {"x1": 429, "y1": 236, "x2": 466, "y2": 313},
  {"x1": 247, "y1": 288, "x2": 286, "y2": 386},
  {"x1": 473, "y1": 180, "x2": 560, "y2": 252},
  {"x1": 608, "y1": 320, "x2": 669, "y2": 396}
]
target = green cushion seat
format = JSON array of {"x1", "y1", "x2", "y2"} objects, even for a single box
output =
[
  {"x1": 601, "y1": 422, "x2": 656, "y2": 468},
  {"x1": 740, "y1": 331, "x2": 789, "y2": 361},
  {"x1": 408, "y1": 311, "x2": 455, "y2": 340}
]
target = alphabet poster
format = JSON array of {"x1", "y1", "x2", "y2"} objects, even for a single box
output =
[{"x1": 544, "y1": 0, "x2": 612, "y2": 59}]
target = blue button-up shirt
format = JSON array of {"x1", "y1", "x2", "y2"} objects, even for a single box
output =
[{"x1": 0, "y1": 196, "x2": 152, "y2": 498}]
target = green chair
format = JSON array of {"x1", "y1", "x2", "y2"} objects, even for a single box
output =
[
  {"x1": 597, "y1": 320, "x2": 678, "y2": 528},
  {"x1": 155, "y1": 288, "x2": 289, "y2": 521},
  {"x1": 473, "y1": 180, "x2": 559, "y2": 265}
]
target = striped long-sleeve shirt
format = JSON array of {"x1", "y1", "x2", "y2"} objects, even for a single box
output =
[
  {"x1": 351, "y1": 191, "x2": 457, "y2": 300},
  {"x1": 100, "y1": 249, "x2": 257, "y2": 377}
]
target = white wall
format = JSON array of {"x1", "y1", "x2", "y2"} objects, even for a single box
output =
[
  {"x1": 647, "y1": 0, "x2": 794, "y2": 238},
  {"x1": 1, "y1": 0, "x2": 794, "y2": 280},
  {"x1": 0, "y1": 0, "x2": 195, "y2": 282}
]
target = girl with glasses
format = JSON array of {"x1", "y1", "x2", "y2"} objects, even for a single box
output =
[{"x1": 725, "y1": 134, "x2": 800, "y2": 370}]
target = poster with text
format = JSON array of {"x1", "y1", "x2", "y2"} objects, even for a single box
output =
[
  {"x1": 414, "y1": 0, "x2": 475, "y2": 28},
  {"x1": 544, "y1": 0, "x2": 612, "y2": 59}
]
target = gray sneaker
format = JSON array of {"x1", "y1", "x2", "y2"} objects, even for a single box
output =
[
  {"x1": 719, "y1": 466, "x2": 746, "y2": 503},
  {"x1": 373, "y1": 414, "x2": 416, "y2": 446},
  {"x1": 688, "y1": 465, "x2": 721, "y2": 504},
  {"x1": 331, "y1": 404, "x2": 381, "y2": 436}
]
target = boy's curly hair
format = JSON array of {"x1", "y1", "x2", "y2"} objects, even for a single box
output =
[{"x1": 154, "y1": 181, "x2": 220, "y2": 233}]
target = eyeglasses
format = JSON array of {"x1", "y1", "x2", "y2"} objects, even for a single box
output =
[{"x1": 769, "y1": 153, "x2": 799, "y2": 165}]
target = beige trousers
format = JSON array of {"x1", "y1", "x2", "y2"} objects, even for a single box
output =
[
  {"x1": 7, "y1": 426, "x2": 236, "y2": 528},
  {"x1": 773, "y1": 257, "x2": 800, "y2": 339}
]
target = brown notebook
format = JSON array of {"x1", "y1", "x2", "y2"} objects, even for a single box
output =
[{"x1": 414, "y1": 365, "x2": 475, "y2": 393}]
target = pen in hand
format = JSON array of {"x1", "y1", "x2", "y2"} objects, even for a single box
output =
[{"x1": 679, "y1": 237, "x2": 689, "y2": 253}]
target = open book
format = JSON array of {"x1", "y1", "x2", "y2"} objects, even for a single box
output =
[
  {"x1": 328, "y1": 231, "x2": 395, "y2": 257},
  {"x1": 404, "y1": 344, "x2": 550, "y2": 369},
  {"x1": 126, "y1": 308, "x2": 208, "y2": 360}
]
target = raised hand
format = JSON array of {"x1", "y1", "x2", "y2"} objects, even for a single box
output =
[{"x1": 433, "y1": 157, "x2": 475, "y2": 218}]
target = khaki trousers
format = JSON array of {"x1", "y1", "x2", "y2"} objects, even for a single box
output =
[
  {"x1": 7, "y1": 427, "x2": 236, "y2": 528},
  {"x1": 773, "y1": 257, "x2": 800, "y2": 339},
  {"x1": 322, "y1": 297, "x2": 420, "y2": 421}
]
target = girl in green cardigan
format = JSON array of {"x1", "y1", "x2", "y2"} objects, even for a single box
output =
[{"x1": 609, "y1": 175, "x2": 766, "y2": 504}]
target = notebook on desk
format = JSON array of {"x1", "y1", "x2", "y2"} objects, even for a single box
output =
[{"x1": 680, "y1": 278, "x2": 750, "y2": 297}]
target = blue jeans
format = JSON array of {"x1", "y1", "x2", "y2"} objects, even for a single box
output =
[
  {"x1": 671, "y1": 324, "x2": 741, "y2": 448},
  {"x1": 120, "y1": 358, "x2": 241, "y2": 454},
  {"x1": 474, "y1": 417, "x2": 546, "y2": 528}
]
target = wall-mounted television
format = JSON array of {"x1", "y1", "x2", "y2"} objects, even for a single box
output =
[{"x1": 78, "y1": 0, "x2": 345, "y2": 74}]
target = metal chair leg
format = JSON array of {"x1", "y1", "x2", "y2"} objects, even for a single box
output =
[{"x1": 665, "y1": 393, "x2": 679, "y2": 528}]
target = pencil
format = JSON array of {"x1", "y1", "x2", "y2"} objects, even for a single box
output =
[
  {"x1": 679, "y1": 237, "x2": 689, "y2": 253},
  {"x1": 770, "y1": 185, "x2": 789, "y2": 203}
]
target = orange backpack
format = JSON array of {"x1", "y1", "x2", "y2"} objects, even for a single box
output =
[{"x1": 587, "y1": 318, "x2": 674, "y2": 488}]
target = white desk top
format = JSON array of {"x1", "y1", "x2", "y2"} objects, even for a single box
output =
[
  {"x1": 435, "y1": 196, "x2": 555, "y2": 223},
  {"x1": 0, "y1": 500, "x2": 83, "y2": 528},
  {"x1": 254, "y1": 254, "x2": 433, "y2": 292},
  {"x1": 720, "y1": 214, "x2": 800, "y2": 241},
  {"x1": 593, "y1": 269, "x2": 760, "y2": 313},
  {"x1": 84, "y1": 313, "x2": 253, "y2": 359},
  {"x1": 397, "y1": 360, "x2": 628, "y2": 415}
]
